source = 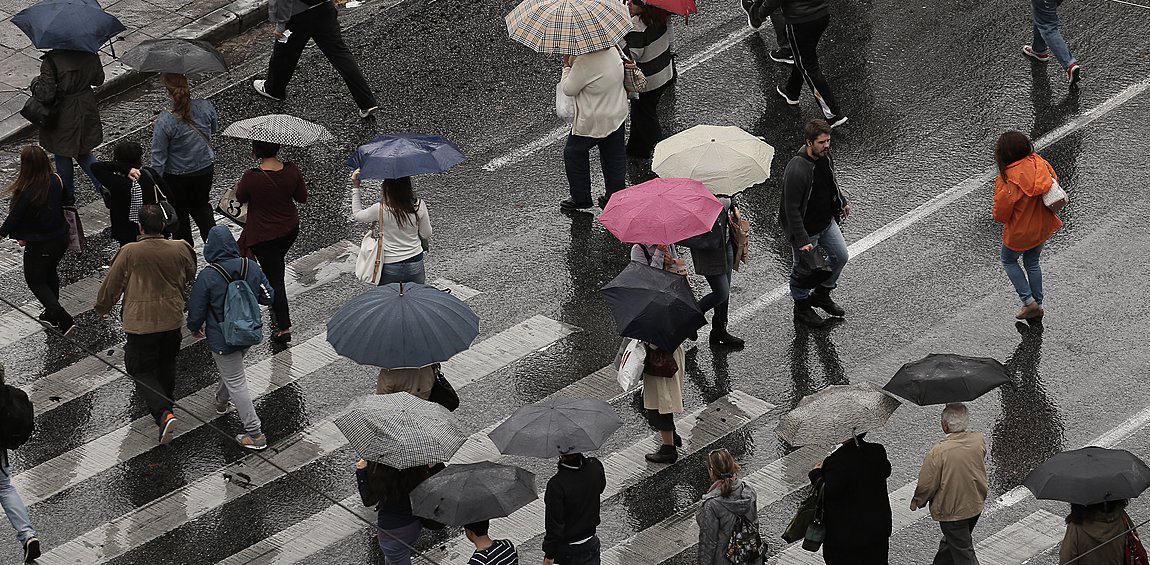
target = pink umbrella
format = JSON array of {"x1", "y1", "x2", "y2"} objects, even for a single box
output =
[{"x1": 598, "y1": 178, "x2": 723, "y2": 245}]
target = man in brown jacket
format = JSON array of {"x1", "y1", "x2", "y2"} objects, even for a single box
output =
[
  {"x1": 95, "y1": 205, "x2": 197, "y2": 445},
  {"x1": 910, "y1": 403, "x2": 989, "y2": 565}
]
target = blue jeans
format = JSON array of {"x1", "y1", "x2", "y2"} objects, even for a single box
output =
[
  {"x1": 1031, "y1": 0, "x2": 1075, "y2": 70},
  {"x1": 0, "y1": 457, "x2": 36, "y2": 545},
  {"x1": 790, "y1": 220, "x2": 849, "y2": 300},
  {"x1": 54, "y1": 153, "x2": 100, "y2": 201},
  {"x1": 377, "y1": 255, "x2": 426, "y2": 286},
  {"x1": 1001, "y1": 243, "x2": 1044, "y2": 305},
  {"x1": 698, "y1": 245, "x2": 735, "y2": 325},
  {"x1": 376, "y1": 520, "x2": 421, "y2": 565},
  {"x1": 563, "y1": 124, "x2": 627, "y2": 205}
]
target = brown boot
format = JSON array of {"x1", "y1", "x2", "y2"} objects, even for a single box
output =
[{"x1": 1016, "y1": 302, "x2": 1044, "y2": 320}]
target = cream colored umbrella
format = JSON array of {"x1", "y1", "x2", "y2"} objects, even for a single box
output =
[{"x1": 652, "y1": 125, "x2": 775, "y2": 196}]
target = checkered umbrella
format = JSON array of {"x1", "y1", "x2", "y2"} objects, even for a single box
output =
[
  {"x1": 775, "y1": 382, "x2": 901, "y2": 447},
  {"x1": 505, "y1": 0, "x2": 633, "y2": 55},
  {"x1": 335, "y1": 393, "x2": 467, "y2": 468},
  {"x1": 221, "y1": 114, "x2": 334, "y2": 147}
]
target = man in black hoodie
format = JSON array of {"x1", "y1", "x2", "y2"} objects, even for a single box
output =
[
  {"x1": 542, "y1": 453, "x2": 606, "y2": 565},
  {"x1": 779, "y1": 119, "x2": 851, "y2": 328}
]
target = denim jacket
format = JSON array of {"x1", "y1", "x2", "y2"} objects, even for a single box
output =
[{"x1": 150, "y1": 99, "x2": 218, "y2": 175}]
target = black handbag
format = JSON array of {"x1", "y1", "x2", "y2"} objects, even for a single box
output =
[
  {"x1": 782, "y1": 479, "x2": 822, "y2": 543},
  {"x1": 790, "y1": 246, "x2": 833, "y2": 290},
  {"x1": 140, "y1": 168, "x2": 180, "y2": 235},
  {"x1": 428, "y1": 365, "x2": 459, "y2": 411},
  {"x1": 20, "y1": 56, "x2": 59, "y2": 128}
]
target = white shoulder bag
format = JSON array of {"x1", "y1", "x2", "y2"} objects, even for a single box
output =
[
  {"x1": 355, "y1": 203, "x2": 385, "y2": 283},
  {"x1": 1043, "y1": 178, "x2": 1067, "y2": 213}
]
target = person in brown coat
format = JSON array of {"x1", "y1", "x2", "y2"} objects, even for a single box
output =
[
  {"x1": 29, "y1": 49, "x2": 105, "y2": 200},
  {"x1": 95, "y1": 205, "x2": 197, "y2": 445},
  {"x1": 1059, "y1": 500, "x2": 1130, "y2": 565}
]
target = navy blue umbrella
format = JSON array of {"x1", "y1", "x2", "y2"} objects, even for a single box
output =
[
  {"x1": 326, "y1": 282, "x2": 480, "y2": 369},
  {"x1": 345, "y1": 134, "x2": 466, "y2": 180},
  {"x1": 12, "y1": 0, "x2": 125, "y2": 53}
]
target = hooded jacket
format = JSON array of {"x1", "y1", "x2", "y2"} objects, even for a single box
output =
[
  {"x1": 993, "y1": 153, "x2": 1063, "y2": 252},
  {"x1": 95, "y1": 234, "x2": 197, "y2": 334},
  {"x1": 756, "y1": 0, "x2": 831, "y2": 25},
  {"x1": 910, "y1": 431, "x2": 989, "y2": 522},
  {"x1": 778, "y1": 145, "x2": 848, "y2": 248},
  {"x1": 695, "y1": 479, "x2": 761, "y2": 565},
  {"x1": 187, "y1": 226, "x2": 274, "y2": 354},
  {"x1": 31, "y1": 50, "x2": 104, "y2": 157},
  {"x1": 1059, "y1": 508, "x2": 1129, "y2": 565}
]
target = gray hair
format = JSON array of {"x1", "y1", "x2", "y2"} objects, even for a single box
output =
[{"x1": 942, "y1": 403, "x2": 969, "y2": 432}]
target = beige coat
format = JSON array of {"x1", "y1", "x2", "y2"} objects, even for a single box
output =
[
  {"x1": 561, "y1": 48, "x2": 628, "y2": 139},
  {"x1": 642, "y1": 345, "x2": 685, "y2": 414},
  {"x1": 910, "y1": 431, "x2": 989, "y2": 522},
  {"x1": 376, "y1": 365, "x2": 435, "y2": 399},
  {"x1": 95, "y1": 235, "x2": 197, "y2": 334}
]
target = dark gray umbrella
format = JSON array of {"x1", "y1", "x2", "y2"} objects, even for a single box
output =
[
  {"x1": 1023, "y1": 447, "x2": 1150, "y2": 505},
  {"x1": 410, "y1": 462, "x2": 537, "y2": 526},
  {"x1": 120, "y1": 39, "x2": 228, "y2": 74},
  {"x1": 489, "y1": 398, "x2": 623, "y2": 458},
  {"x1": 334, "y1": 393, "x2": 467, "y2": 468},
  {"x1": 884, "y1": 354, "x2": 1010, "y2": 405},
  {"x1": 326, "y1": 282, "x2": 480, "y2": 369},
  {"x1": 600, "y1": 261, "x2": 706, "y2": 351},
  {"x1": 12, "y1": 0, "x2": 125, "y2": 53}
]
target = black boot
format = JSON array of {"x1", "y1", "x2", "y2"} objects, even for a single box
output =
[
  {"x1": 709, "y1": 322, "x2": 745, "y2": 347},
  {"x1": 809, "y1": 287, "x2": 845, "y2": 317},
  {"x1": 645, "y1": 444, "x2": 678, "y2": 463},
  {"x1": 673, "y1": 432, "x2": 682, "y2": 447},
  {"x1": 793, "y1": 299, "x2": 826, "y2": 328}
]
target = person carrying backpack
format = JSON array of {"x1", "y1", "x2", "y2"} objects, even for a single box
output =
[
  {"x1": 0, "y1": 365, "x2": 41, "y2": 563},
  {"x1": 696, "y1": 449, "x2": 763, "y2": 564},
  {"x1": 187, "y1": 226, "x2": 274, "y2": 450}
]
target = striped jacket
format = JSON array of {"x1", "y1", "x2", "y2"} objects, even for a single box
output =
[{"x1": 624, "y1": 18, "x2": 675, "y2": 93}]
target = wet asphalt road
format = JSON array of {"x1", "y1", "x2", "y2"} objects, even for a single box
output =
[{"x1": 2, "y1": 0, "x2": 1150, "y2": 562}]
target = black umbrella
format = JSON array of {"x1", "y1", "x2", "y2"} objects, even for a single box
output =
[
  {"x1": 790, "y1": 246, "x2": 832, "y2": 290},
  {"x1": 883, "y1": 353, "x2": 1010, "y2": 405},
  {"x1": 120, "y1": 39, "x2": 228, "y2": 74},
  {"x1": 410, "y1": 462, "x2": 537, "y2": 526},
  {"x1": 1023, "y1": 447, "x2": 1150, "y2": 505},
  {"x1": 489, "y1": 398, "x2": 623, "y2": 458},
  {"x1": 600, "y1": 261, "x2": 706, "y2": 351}
]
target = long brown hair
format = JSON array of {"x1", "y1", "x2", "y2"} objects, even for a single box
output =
[
  {"x1": 381, "y1": 176, "x2": 419, "y2": 228},
  {"x1": 2, "y1": 145, "x2": 55, "y2": 208},
  {"x1": 162, "y1": 73, "x2": 193, "y2": 123},
  {"x1": 994, "y1": 131, "x2": 1033, "y2": 179},
  {"x1": 707, "y1": 448, "x2": 741, "y2": 497},
  {"x1": 637, "y1": 1, "x2": 669, "y2": 27}
]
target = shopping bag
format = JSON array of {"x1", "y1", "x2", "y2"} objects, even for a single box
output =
[
  {"x1": 555, "y1": 82, "x2": 574, "y2": 122},
  {"x1": 616, "y1": 339, "x2": 645, "y2": 391},
  {"x1": 63, "y1": 206, "x2": 85, "y2": 252},
  {"x1": 215, "y1": 185, "x2": 248, "y2": 225},
  {"x1": 354, "y1": 205, "x2": 385, "y2": 284}
]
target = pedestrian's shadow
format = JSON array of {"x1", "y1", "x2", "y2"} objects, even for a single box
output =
[
  {"x1": 787, "y1": 319, "x2": 848, "y2": 407},
  {"x1": 682, "y1": 344, "x2": 736, "y2": 404},
  {"x1": 990, "y1": 320, "x2": 1066, "y2": 491},
  {"x1": 1029, "y1": 63, "x2": 1081, "y2": 141}
]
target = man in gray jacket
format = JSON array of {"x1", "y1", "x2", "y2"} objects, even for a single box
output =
[
  {"x1": 778, "y1": 119, "x2": 850, "y2": 328},
  {"x1": 253, "y1": 0, "x2": 378, "y2": 119}
]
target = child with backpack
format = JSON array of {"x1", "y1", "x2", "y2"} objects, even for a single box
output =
[
  {"x1": 0, "y1": 365, "x2": 41, "y2": 563},
  {"x1": 187, "y1": 226, "x2": 274, "y2": 450}
]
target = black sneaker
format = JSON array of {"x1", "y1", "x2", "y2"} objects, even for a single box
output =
[
  {"x1": 55, "y1": 317, "x2": 76, "y2": 337},
  {"x1": 740, "y1": 0, "x2": 764, "y2": 29},
  {"x1": 23, "y1": 537, "x2": 40, "y2": 562},
  {"x1": 560, "y1": 199, "x2": 593, "y2": 213},
  {"x1": 793, "y1": 300, "x2": 826, "y2": 328},
  {"x1": 776, "y1": 85, "x2": 800, "y2": 106},
  {"x1": 769, "y1": 48, "x2": 795, "y2": 65},
  {"x1": 809, "y1": 288, "x2": 845, "y2": 317}
]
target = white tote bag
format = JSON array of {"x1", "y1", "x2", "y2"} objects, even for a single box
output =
[
  {"x1": 355, "y1": 204, "x2": 385, "y2": 283},
  {"x1": 616, "y1": 339, "x2": 646, "y2": 392},
  {"x1": 555, "y1": 81, "x2": 574, "y2": 122},
  {"x1": 1043, "y1": 178, "x2": 1068, "y2": 213}
]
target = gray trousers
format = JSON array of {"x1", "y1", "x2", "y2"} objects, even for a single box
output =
[
  {"x1": 933, "y1": 515, "x2": 980, "y2": 565},
  {"x1": 211, "y1": 350, "x2": 262, "y2": 436}
]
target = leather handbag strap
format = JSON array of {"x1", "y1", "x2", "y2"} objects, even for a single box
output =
[{"x1": 372, "y1": 203, "x2": 385, "y2": 283}]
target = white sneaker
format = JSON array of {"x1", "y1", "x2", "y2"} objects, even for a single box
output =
[
  {"x1": 358, "y1": 105, "x2": 379, "y2": 119},
  {"x1": 252, "y1": 80, "x2": 284, "y2": 101}
]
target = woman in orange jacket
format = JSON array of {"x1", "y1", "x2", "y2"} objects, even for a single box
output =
[{"x1": 992, "y1": 131, "x2": 1063, "y2": 320}]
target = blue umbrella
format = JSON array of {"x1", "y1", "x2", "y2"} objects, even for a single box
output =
[
  {"x1": 12, "y1": 0, "x2": 126, "y2": 53},
  {"x1": 326, "y1": 282, "x2": 480, "y2": 369},
  {"x1": 345, "y1": 133, "x2": 466, "y2": 180}
]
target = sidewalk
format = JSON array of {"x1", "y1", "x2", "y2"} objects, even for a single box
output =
[{"x1": 0, "y1": 0, "x2": 269, "y2": 143}]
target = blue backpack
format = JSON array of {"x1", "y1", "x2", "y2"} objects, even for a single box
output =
[{"x1": 209, "y1": 261, "x2": 263, "y2": 347}]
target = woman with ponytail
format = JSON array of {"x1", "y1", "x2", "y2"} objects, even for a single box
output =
[
  {"x1": 695, "y1": 449, "x2": 761, "y2": 564},
  {"x1": 150, "y1": 73, "x2": 219, "y2": 246}
]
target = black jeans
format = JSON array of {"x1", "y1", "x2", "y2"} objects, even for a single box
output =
[
  {"x1": 249, "y1": 228, "x2": 299, "y2": 329},
  {"x1": 627, "y1": 82, "x2": 670, "y2": 158},
  {"x1": 933, "y1": 515, "x2": 980, "y2": 565},
  {"x1": 23, "y1": 238, "x2": 71, "y2": 325},
  {"x1": 771, "y1": 13, "x2": 789, "y2": 50},
  {"x1": 125, "y1": 329, "x2": 182, "y2": 426},
  {"x1": 563, "y1": 124, "x2": 627, "y2": 205},
  {"x1": 265, "y1": 1, "x2": 377, "y2": 111},
  {"x1": 165, "y1": 165, "x2": 216, "y2": 246},
  {"x1": 785, "y1": 15, "x2": 842, "y2": 119},
  {"x1": 551, "y1": 536, "x2": 601, "y2": 565}
]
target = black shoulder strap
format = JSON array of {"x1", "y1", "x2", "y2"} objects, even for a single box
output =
[
  {"x1": 640, "y1": 245, "x2": 652, "y2": 264},
  {"x1": 240, "y1": 259, "x2": 248, "y2": 281},
  {"x1": 208, "y1": 263, "x2": 233, "y2": 283}
]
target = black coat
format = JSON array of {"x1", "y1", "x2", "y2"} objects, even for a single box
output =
[
  {"x1": 31, "y1": 50, "x2": 104, "y2": 157},
  {"x1": 809, "y1": 438, "x2": 892, "y2": 554},
  {"x1": 90, "y1": 162, "x2": 166, "y2": 245}
]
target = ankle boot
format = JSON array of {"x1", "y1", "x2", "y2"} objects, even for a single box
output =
[
  {"x1": 809, "y1": 287, "x2": 845, "y2": 317},
  {"x1": 793, "y1": 299, "x2": 826, "y2": 328},
  {"x1": 709, "y1": 322, "x2": 745, "y2": 347},
  {"x1": 644, "y1": 444, "x2": 678, "y2": 463},
  {"x1": 673, "y1": 432, "x2": 682, "y2": 447}
]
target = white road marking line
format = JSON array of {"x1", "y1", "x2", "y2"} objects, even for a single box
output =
[
  {"x1": 600, "y1": 444, "x2": 825, "y2": 564},
  {"x1": 1105, "y1": 0, "x2": 1150, "y2": 9},
  {"x1": 729, "y1": 75, "x2": 1150, "y2": 325},
  {"x1": 977, "y1": 510, "x2": 1065, "y2": 565}
]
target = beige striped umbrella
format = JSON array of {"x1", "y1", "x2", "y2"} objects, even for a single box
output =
[{"x1": 505, "y1": 0, "x2": 633, "y2": 55}]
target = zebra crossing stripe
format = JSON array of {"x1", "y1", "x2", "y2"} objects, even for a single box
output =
[
  {"x1": 976, "y1": 510, "x2": 1064, "y2": 565},
  {"x1": 598, "y1": 444, "x2": 825, "y2": 564},
  {"x1": 34, "y1": 315, "x2": 576, "y2": 563},
  {"x1": 0, "y1": 200, "x2": 111, "y2": 276}
]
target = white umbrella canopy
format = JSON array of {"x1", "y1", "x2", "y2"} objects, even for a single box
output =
[
  {"x1": 220, "y1": 114, "x2": 334, "y2": 147},
  {"x1": 652, "y1": 125, "x2": 775, "y2": 196}
]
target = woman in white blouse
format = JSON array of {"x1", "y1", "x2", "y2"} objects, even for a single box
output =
[{"x1": 350, "y1": 169, "x2": 432, "y2": 284}]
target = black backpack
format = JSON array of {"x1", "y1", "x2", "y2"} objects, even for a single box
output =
[{"x1": 0, "y1": 385, "x2": 35, "y2": 450}]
